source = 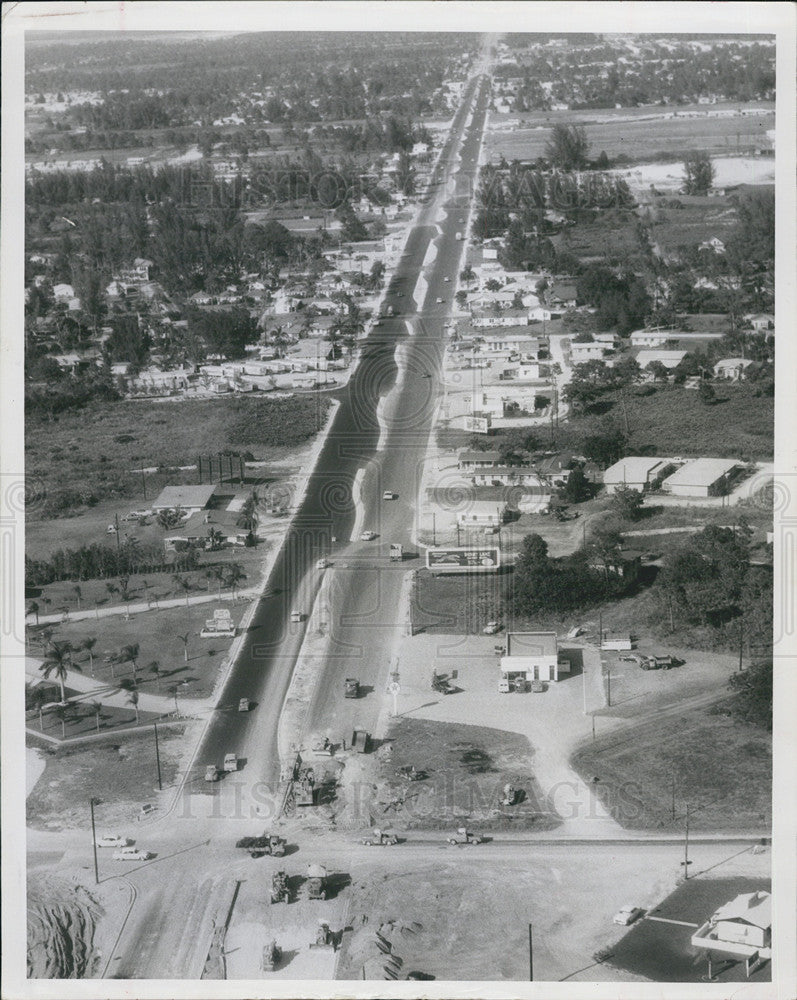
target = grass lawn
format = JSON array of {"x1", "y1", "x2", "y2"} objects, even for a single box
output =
[
  {"x1": 26, "y1": 394, "x2": 330, "y2": 519},
  {"x1": 26, "y1": 685, "x2": 161, "y2": 739},
  {"x1": 376, "y1": 717, "x2": 558, "y2": 831},
  {"x1": 485, "y1": 103, "x2": 774, "y2": 164},
  {"x1": 26, "y1": 727, "x2": 185, "y2": 832},
  {"x1": 553, "y1": 210, "x2": 646, "y2": 267},
  {"x1": 650, "y1": 196, "x2": 739, "y2": 254},
  {"x1": 571, "y1": 701, "x2": 771, "y2": 832},
  {"x1": 28, "y1": 600, "x2": 242, "y2": 700},
  {"x1": 561, "y1": 384, "x2": 773, "y2": 461}
]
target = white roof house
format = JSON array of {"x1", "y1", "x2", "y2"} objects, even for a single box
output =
[
  {"x1": 152, "y1": 484, "x2": 218, "y2": 514},
  {"x1": 456, "y1": 500, "x2": 505, "y2": 527},
  {"x1": 661, "y1": 458, "x2": 740, "y2": 498},
  {"x1": 636, "y1": 349, "x2": 688, "y2": 371},
  {"x1": 691, "y1": 890, "x2": 771, "y2": 961},
  {"x1": 602, "y1": 457, "x2": 676, "y2": 494},
  {"x1": 714, "y1": 357, "x2": 755, "y2": 381}
]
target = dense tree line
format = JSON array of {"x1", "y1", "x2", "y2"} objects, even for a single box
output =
[{"x1": 25, "y1": 539, "x2": 171, "y2": 587}]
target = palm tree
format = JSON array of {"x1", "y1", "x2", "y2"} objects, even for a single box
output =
[
  {"x1": 148, "y1": 660, "x2": 161, "y2": 692},
  {"x1": 53, "y1": 702, "x2": 72, "y2": 739},
  {"x1": 40, "y1": 640, "x2": 75, "y2": 704},
  {"x1": 167, "y1": 683, "x2": 181, "y2": 715},
  {"x1": 172, "y1": 573, "x2": 191, "y2": 605},
  {"x1": 205, "y1": 566, "x2": 224, "y2": 597},
  {"x1": 72, "y1": 584, "x2": 82, "y2": 611},
  {"x1": 225, "y1": 563, "x2": 246, "y2": 600},
  {"x1": 120, "y1": 642, "x2": 140, "y2": 681},
  {"x1": 89, "y1": 699, "x2": 102, "y2": 734},
  {"x1": 28, "y1": 685, "x2": 48, "y2": 731},
  {"x1": 141, "y1": 578, "x2": 152, "y2": 607},
  {"x1": 126, "y1": 688, "x2": 140, "y2": 725},
  {"x1": 106, "y1": 582, "x2": 118, "y2": 602},
  {"x1": 28, "y1": 601, "x2": 40, "y2": 625},
  {"x1": 82, "y1": 637, "x2": 97, "y2": 677},
  {"x1": 177, "y1": 632, "x2": 190, "y2": 663}
]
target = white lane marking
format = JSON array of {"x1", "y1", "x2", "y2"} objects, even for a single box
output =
[{"x1": 349, "y1": 466, "x2": 366, "y2": 541}]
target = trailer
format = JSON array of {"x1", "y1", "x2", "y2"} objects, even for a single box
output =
[
  {"x1": 235, "y1": 832, "x2": 287, "y2": 858},
  {"x1": 351, "y1": 729, "x2": 370, "y2": 753}
]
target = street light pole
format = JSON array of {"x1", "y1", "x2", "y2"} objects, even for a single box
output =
[
  {"x1": 89, "y1": 798, "x2": 99, "y2": 885},
  {"x1": 154, "y1": 723, "x2": 163, "y2": 791},
  {"x1": 528, "y1": 923, "x2": 533, "y2": 981},
  {"x1": 683, "y1": 802, "x2": 690, "y2": 879}
]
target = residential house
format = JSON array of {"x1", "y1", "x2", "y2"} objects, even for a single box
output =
[
  {"x1": 536, "y1": 453, "x2": 578, "y2": 487},
  {"x1": 746, "y1": 313, "x2": 774, "y2": 332},
  {"x1": 478, "y1": 332, "x2": 547, "y2": 357},
  {"x1": 500, "y1": 631, "x2": 571, "y2": 687},
  {"x1": 602, "y1": 457, "x2": 677, "y2": 494},
  {"x1": 458, "y1": 450, "x2": 503, "y2": 471},
  {"x1": 548, "y1": 281, "x2": 578, "y2": 310},
  {"x1": 691, "y1": 891, "x2": 771, "y2": 964},
  {"x1": 714, "y1": 357, "x2": 755, "y2": 381},
  {"x1": 570, "y1": 338, "x2": 613, "y2": 363},
  {"x1": 698, "y1": 236, "x2": 726, "y2": 254},
  {"x1": 469, "y1": 466, "x2": 545, "y2": 487},
  {"x1": 636, "y1": 349, "x2": 688, "y2": 371},
  {"x1": 164, "y1": 509, "x2": 249, "y2": 552},
  {"x1": 661, "y1": 458, "x2": 740, "y2": 498},
  {"x1": 470, "y1": 307, "x2": 530, "y2": 328},
  {"x1": 152, "y1": 484, "x2": 218, "y2": 516},
  {"x1": 456, "y1": 501, "x2": 505, "y2": 529}
]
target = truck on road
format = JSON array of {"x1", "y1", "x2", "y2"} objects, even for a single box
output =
[{"x1": 236, "y1": 832, "x2": 287, "y2": 858}]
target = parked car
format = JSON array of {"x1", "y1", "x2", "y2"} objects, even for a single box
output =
[
  {"x1": 205, "y1": 764, "x2": 220, "y2": 782},
  {"x1": 238, "y1": 698, "x2": 250, "y2": 712},
  {"x1": 483, "y1": 621, "x2": 502, "y2": 635},
  {"x1": 436, "y1": 297, "x2": 444, "y2": 304},
  {"x1": 223, "y1": 753, "x2": 238, "y2": 773},
  {"x1": 613, "y1": 905, "x2": 644, "y2": 926},
  {"x1": 382, "y1": 490, "x2": 397, "y2": 500},
  {"x1": 113, "y1": 848, "x2": 154, "y2": 861},
  {"x1": 95, "y1": 835, "x2": 131, "y2": 848},
  {"x1": 360, "y1": 530, "x2": 377, "y2": 541},
  {"x1": 106, "y1": 525, "x2": 117, "y2": 534},
  {"x1": 443, "y1": 276, "x2": 450, "y2": 282},
  {"x1": 290, "y1": 611, "x2": 305, "y2": 623},
  {"x1": 316, "y1": 557, "x2": 330, "y2": 569}
]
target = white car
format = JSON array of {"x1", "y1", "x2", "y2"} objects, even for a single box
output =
[
  {"x1": 316, "y1": 557, "x2": 330, "y2": 569},
  {"x1": 106, "y1": 525, "x2": 117, "y2": 534},
  {"x1": 223, "y1": 753, "x2": 238, "y2": 772},
  {"x1": 360, "y1": 530, "x2": 377, "y2": 541},
  {"x1": 113, "y1": 847, "x2": 153, "y2": 861},
  {"x1": 95, "y1": 834, "x2": 132, "y2": 848},
  {"x1": 483, "y1": 621, "x2": 503, "y2": 635},
  {"x1": 436, "y1": 297, "x2": 444, "y2": 304},
  {"x1": 382, "y1": 491, "x2": 397, "y2": 500},
  {"x1": 444, "y1": 276, "x2": 450, "y2": 282},
  {"x1": 613, "y1": 905, "x2": 644, "y2": 926}
]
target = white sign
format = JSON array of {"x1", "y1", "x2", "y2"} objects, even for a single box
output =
[{"x1": 388, "y1": 681, "x2": 401, "y2": 695}]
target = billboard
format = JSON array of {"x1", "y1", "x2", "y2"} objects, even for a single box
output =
[{"x1": 426, "y1": 547, "x2": 501, "y2": 573}]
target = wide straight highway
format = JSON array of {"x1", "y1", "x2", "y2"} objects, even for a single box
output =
[{"x1": 186, "y1": 67, "x2": 492, "y2": 812}]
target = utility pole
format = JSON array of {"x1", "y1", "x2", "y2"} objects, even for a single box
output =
[
  {"x1": 683, "y1": 802, "x2": 690, "y2": 879},
  {"x1": 141, "y1": 468, "x2": 147, "y2": 501},
  {"x1": 606, "y1": 664, "x2": 611, "y2": 707},
  {"x1": 671, "y1": 773, "x2": 676, "y2": 821},
  {"x1": 432, "y1": 513, "x2": 437, "y2": 546},
  {"x1": 738, "y1": 618, "x2": 744, "y2": 672},
  {"x1": 528, "y1": 923, "x2": 533, "y2": 981},
  {"x1": 89, "y1": 798, "x2": 100, "y2": 885},
  {"x1": 154, "y1": 723, "x2": 162, "y2": 791},
  {"x1": 114, "y1": 513, "x2": 121, "y2": 555},
  {"x1": 592, "y1": 713, "x2": 596, "y2": 741}
]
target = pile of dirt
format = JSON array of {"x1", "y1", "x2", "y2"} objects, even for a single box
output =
[
  {"x1": 344, "y1": 916, "x2": 424, "y2": 980},
  {"x1": 27, "y1": 874, "x2": 103, "y2": 978}
]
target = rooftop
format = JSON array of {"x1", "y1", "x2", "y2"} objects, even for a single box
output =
[
  {"x1": 603, "y1": 456, "x2": 670, "y2": 482},
  {"x1": 663, "y1": 457, "x2": 739, "y2": 488},
  {"x1": 712, "y1": 891, "x2": 771, "y2": 930},
  {"x1": 152, "y1": 484, "x2": 217, "y2": 510},
  {"x1": 506, "y1": 631, "x2": 558, "y2": 657}
]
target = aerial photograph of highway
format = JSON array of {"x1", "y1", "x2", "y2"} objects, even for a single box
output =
[{"x1": 3, "y1": 3, "x2": 794, "y2": 997}]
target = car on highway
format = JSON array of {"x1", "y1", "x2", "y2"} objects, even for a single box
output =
[
  {"x1": 113, "y1": 847, "x2": 154, "y2": 861},
  {"x1": 106, "y1": 524, "x2": 117, "y2": 534},
  {"x1": 382, "y1": 490, "x2": 397, "y2": 500},
  {"x1": 435, "y1": 297, "x2": 444, "y2": 304},
  {"x1": 223, "y1": 753, "x2": 238, "y2": 772},
  {"x1": 238, "y1": 698, "x2": 250, "y2": 712},
  {"x1": 482, "y1": 621, "x2": 502, "y2": 635},
  {"x1": 360, "y1": 530, "x2": 377, "y2": 541},
  {"x1": 205, "y1": 764, "x2": 220, "y2": 782},
  {"x1": 443, "y1": 276, "x2": 450, "y2": 282},
  {"x1": 316, "y1": 557, "x2": 330, "y2": 569},
  {"x1": 290, "y1": 611, "x2": 305, "y2": 623},
  {"x1": 95, "y1": 834, "x2": 132, "y2": 848},
  {"x1": 613, "y1": 905, "x2": 644, "y2": 926}
]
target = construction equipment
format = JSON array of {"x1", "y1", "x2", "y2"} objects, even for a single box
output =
[
  {"x1": 310, "y1": 920, "x2": 334, "y2": 950},
  {"x1": 447, "y1": 827, "x2": 483, "y2": 846},
  {"x1": 261, "y1": 939, "x2": 281, "y2": 971},
  {"x1": 344, "y1": 677, "x2": 360, "y2": 699},
  {"x1": 397, "y1": 764, "x2": 426, "y2": 782},
  {"x1": 310, "y1": 734, "x2": 334, "y2": 756},
  {"x1": 351, "y1": 729, "x2": 370, "y2": 754},
  {"x1": 431, "y1": 671, "x2": 455, "y2": 695},
  {"x1": 235, "y1": 832, "x2": 286, "y2": 858},
  {"x1": 389, "y1": 542, "x2": 403, "y2": 561},
  {"x1": 270, "y1": 870, "x2": 289, "y2": 904},
  {"x1": 305, "y1": 864, "x2": 328, "y2": 900},
  {"x1": 361, "y1": 828, "x2": 398, "y2": 847},
  {"x1": 294, "y1": 766, "x2": 316, "y2": 806},
  {"x1": 204, "y1": 764, "x2": 220, "y2": 782},
  {"x1": 223, "y1": 752, "x2": 238, "y2": 772},
  {"x1": 501, "y1": 783, "x2": 517, "y2": 806}
]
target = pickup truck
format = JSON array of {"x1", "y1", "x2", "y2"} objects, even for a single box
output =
[
  {"x1": 236, "y1": 832, "x2": 286, "y2": 858},
  {"x1": 223, "y1": 753, "x2": 238, "y2": 772},
  {"x1": 344, "y1": 677, "x2": 360, "y2": 699}
]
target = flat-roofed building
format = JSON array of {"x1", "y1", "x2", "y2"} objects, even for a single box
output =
[
  {"x1": 661, "y1": 457, "x2": 740, "y2": 498},
  {"x1": 602, "y1": 457, "x2": 677, "y2": 494}
]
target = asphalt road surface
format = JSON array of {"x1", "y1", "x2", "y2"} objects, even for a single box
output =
[{"x1": 188, "y1": 71, "x2": 492, "y2": 803}]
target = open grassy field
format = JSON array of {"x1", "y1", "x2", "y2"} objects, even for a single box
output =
[
  {"x1": 486, "y1": 102, "x2": 774, "y2": 164},
  {"x1": 571, "y1": 701, "x2": 771, "y2": 831},
  {"x1": 26, "y1": 726, "x2": 186, "y2": 831},
  {"x1": 26, "y1": 394, "x2": 330, "y2": 519},
  {"x1": 553, "y1": 209, "x2": 646, "y2": 266},
  {"x1": 563, "y1": 383, "x2": 774, "y2": 462},
  {"x1": 26, "y1": 684, "x2": 161, "y2": 739},
  {"x1": 649, "y1": 193, "x2": 741, "y2": 255}
]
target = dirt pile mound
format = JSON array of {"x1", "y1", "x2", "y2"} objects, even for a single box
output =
[
  {"x1": 27, "y1": 875, "x2": 103, "y2": 979},
  {"x1": 345, "y1": 917, "x2": 424, "y2": 980}
]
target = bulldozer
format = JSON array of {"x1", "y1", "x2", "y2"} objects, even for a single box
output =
[
  {"x1": 235, "y1": 832, "x2": 286, "y2": 858},
  {"x1": 261, "y1": 939, "x2": 282, "y2": 971},
  {"x1": 310, "y1": 734, "x2": 334, "y2": 756},
  {"x1": 344, "y1": 677, "x2": 360, "y2": 698},
  {"x1": 501, "y1": 783, "x2": 517, "y2": 806},
  {"x1": 294, "y1": 766, "x2": 316, "y2": 806},
  {"x1": 305, "y1": 863, "x2": 328, "y2": 900},
  {"x1": 361, "y1": 828, "x2": 398, "y2": 847},
  {"x1": 270, "y1": 870, "x2": 289, "y2": 904},
  {"x1": 447, "y1": 827, "x2": 484, "y2": 846}
]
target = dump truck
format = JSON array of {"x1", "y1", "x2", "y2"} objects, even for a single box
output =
[
  {"x1": 389, "y1": 542, "x2": 403, "y2": 561},
  {"x1": 204, "y1": 764, "x2": 220, "y2": 782},
  {"x1": 351, "y1": 729, "x2": 370, "y2": 753},
  {"x1": 431, "y1": 672, "x2": 455, "y2": 695},
  {"x1": 447, "y1": 827, "x2": 484, "y2": 845},
  {"x1": 270, "y1": 870, "x2": 289, "y2": 904},
  {"x1": 305, "y1": 864, "x2": 328, "y2": 900},
  {"x1": 361, "y1": 828, "x2": 398, "y2": 847},
  {"x1": 294, "y1": 766, "x2": 315, "y2": 806},
  {"x1": 344, "y1": 677, "x2": 360, "y2": 699},
  {"x1": 261, "y1": 939, "x2": 281, "y2": 971},
  {"x1": 235, "y1": 832, "x2": 286, "y2": 858}
]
